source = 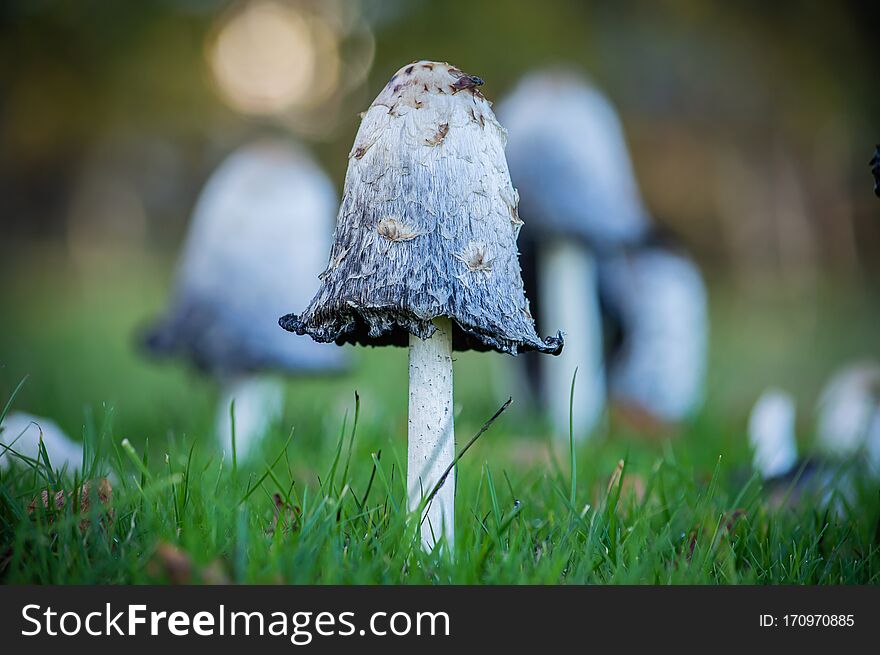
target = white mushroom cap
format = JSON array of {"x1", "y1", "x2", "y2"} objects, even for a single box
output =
[
  {"x1": 1, "y1": 412, "x2": 83, "y2": 473},
  {"x1": 497, "y1": 70, "x2": 651, "y2": 250},
  {"x1": 283, "y1": 61, "x2": 562, "y2": 356},
  {"x1": 599, "y1": 241, "x2": 708, "y2": 421},
  {"x1": 748, "y1": 389, "x2": 799, "y2": 479},
  {"x1": 815, "y1": 361, "x2": 880, "y2": 472},
  {"x1": 145, "y1": 140, "x2": 348, "y2": 375}
]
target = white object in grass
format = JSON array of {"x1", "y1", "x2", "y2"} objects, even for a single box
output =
[
  {"x1": 748, "y1": 389, "x2": 798, "y2": 479},
  {"x1": 815, "y1": 361, "x2": 880, "y2": 476},
  {"x1": 599, "y1": 245, "x2": 708, "y2": 422},
  {"x1": 216, "y1": 376, "x2": 285, "y2": 463},
  {"x1": 537, "y1": 240, "x2": 605, "y2": 439},
  {"x1": 0, "y1": 412, "x2": 84, "y2": 473},
  {"x1": 143, "y1": 141, "x2": 348, "y2": 460}
]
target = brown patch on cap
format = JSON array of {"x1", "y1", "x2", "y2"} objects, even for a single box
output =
[
  {"x1": 509, "y1": 203, "x2": 522, "y2": 225},
  {"x1": 456, "y1": 242, "x2": 493, "y2": 273},
  {"x1": 425, "y1": 122, "x2": 449, "y2": 146},
  {"x1": 377, "y1": 217, "x2": 419, "y2": 243},
  {"x1": 468, "y1": 106, "x2": 487, "y2": 127}
]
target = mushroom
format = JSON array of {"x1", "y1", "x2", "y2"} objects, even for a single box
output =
[
  {"x1": 598, "y1": 234, "x2": 708, "y2": 424},
  {"x1": 497, "y1": 70, "x2": 651, "y2": 439},
  {"x1": 1, "y1": 412, "x2": 83, "y2": 473},
  {"x1": 280, "y1": 61, "x2": 562, "y2": 551},
  {"x1": 748, "y1": 389, "x2": 799, "y2": 481},
  {"x1": 747, "y1": 388, "x2": 854, "y2": 511},
  {"x1": 815, "y1": 361, "x2": 880, "y2": 478},
  {"x1": 144, "y1": 140, "x2": 347, "y2": 460}
]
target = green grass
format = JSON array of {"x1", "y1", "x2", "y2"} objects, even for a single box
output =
[{"x1": 1, "y1": 246, "x2": 879, "y2": 584}]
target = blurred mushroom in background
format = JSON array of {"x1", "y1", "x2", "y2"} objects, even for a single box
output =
[
  {"x1": 0, "y1": 412, "x2": 83, "y2": 474},
  {"x1": 599, "y1": 232, "x2": 708, "y2": 427},
  {"x1": 815, "y1": 361, "x2": 880, "y2": 478},
  {"x1": 142, "y1": 140, "x2": 347, "y2": 461},
  {"x1": 497, "y1": 70, "x2": 652, "y2": 440},
  {"x1": 748, "y1": 388, "x2": 799, "y2": 481},
  {"x1": 746, "y1": 388, "x2": 846, "y2": 510}
]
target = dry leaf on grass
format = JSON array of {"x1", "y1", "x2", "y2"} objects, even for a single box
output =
[{"x1": 27, "y1": 478, "x2": 114, "y2": 531}]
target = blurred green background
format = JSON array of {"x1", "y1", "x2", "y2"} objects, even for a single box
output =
[{"x1": 1, "y1": 0, "x2": 878, "y2": 456}]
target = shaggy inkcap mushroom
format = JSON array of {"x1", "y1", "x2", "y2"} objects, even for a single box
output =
[
  {"x1": 282, "y1": 61, "x2": 561, "y2": 552},
  {"x1": 748, "y1": 389, "x2": 799, "y2": 481},
  {"x1": 144, "y1": 140, "x2": 346, "y2": 459},
  {"x1": 281, "y1": 62, "x2": 562, "y2": 357},
  {"x1": 496, "y1": 70, "x2": 650, "y2": 440},
  {"x1": 499, "y1": 71, "x2": 651, "y2": 251},
  {"x1": 815, "y1": 361, "x2": 880, "y2": 478},
  {"x1": 746, "y1": 390, "x2": 832, "y2": 509},
  {"x1": 598, "y1": 234, "x2": 708, "y2": 423},
  {"x1": 146, "y1": 141, "x2": 346, "y2": 376}
]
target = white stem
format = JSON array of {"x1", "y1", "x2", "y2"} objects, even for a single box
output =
[
  {"x1": 538, "y1": 240, "x2": 605, "y2": 440},
  {"x1": 216, "y1": 375, "x2": 284, "y2": 462},
  {"x1": 748, "y1": 389, "x2": 798, "y2": 479},
  {"x1": 408, "y1": 317, "x2": 455, "y2": 552}
]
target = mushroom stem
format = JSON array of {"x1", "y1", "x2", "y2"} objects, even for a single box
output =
[
  {"x1": 748, "y1": 389, "x2": 798, "y2": 480},
  {"x1": 408, "y1": 317, "x2": 455, "y2": 552},
  {"x1": 216, "y1": 375, "x2": 284, "y2": 463},
  {"x1": 537, "y1": 239, "x2": 605, "y2": 440}
]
